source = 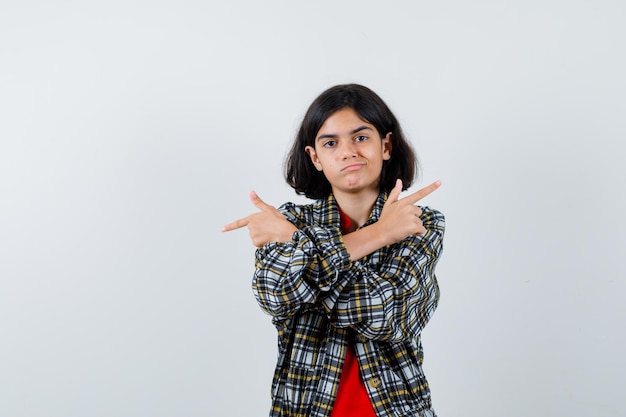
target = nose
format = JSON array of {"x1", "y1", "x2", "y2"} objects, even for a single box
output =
[{"x1": 340, "y1": 140, "x2": 357, "y2": 159}]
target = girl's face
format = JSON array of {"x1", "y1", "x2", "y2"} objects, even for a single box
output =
[{"x1": 305, "y1": 108, "x2": 392, "y2": 198}]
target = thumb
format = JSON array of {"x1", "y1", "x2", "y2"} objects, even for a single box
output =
[
  {"x1": 385, "y1": 179, "x2": 403, "y2": 205},
  {"x1": 249, "y1": 190, "x2": 271, "y2": 211}
]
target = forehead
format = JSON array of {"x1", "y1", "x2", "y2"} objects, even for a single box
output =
[{"x1": 317, "y1": 108, "x2": 373, "y2": 135}]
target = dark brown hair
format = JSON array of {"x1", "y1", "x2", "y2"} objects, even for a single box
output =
[{"x1": 284, "y1": 84, "x2": 418, "y2": 199}]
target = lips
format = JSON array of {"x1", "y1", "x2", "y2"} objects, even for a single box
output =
[{"x1": 342, "y1": 163, "x2": 364, "y2": 171}]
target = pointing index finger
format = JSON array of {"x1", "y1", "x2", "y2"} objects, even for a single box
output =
[
  {"x1": 402, "y1": 180, "x2": 442, "y2": 205},
  {"x1": 221, "y1": 216, "x2": 250, "y2": 232}
]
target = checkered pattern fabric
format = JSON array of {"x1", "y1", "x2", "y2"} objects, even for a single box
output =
[{"x1": 252, "y1": 192, "x2": 445, "y2": 417}]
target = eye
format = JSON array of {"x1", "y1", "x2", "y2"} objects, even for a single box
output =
[
  {"x1": 354, "y1": 135, "x2": 368, "y2": 142},
  {"x1": 322, "y1": 140, "x2": 336, "y2": 148}
]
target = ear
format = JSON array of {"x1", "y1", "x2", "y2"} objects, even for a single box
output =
[
  {"x1": 305, "y1": 145, "x2": 324, "y2": 171},
  {"x1": 382, "y1": 132, "x2": 392, "y2": 161}
]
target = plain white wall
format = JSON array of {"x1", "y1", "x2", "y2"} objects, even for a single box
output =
[{"x1": 1, "y1": 1, "x2": 624, "y2": 416}]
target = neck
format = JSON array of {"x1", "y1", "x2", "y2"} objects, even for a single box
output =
[{"x1": 333, "y1": 187, "x2": 380, "y2": 228}]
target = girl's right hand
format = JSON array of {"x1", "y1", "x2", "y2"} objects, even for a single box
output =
[
  {"x1": 221, "y1": 191, "x2": 298, "y2": 247},
  {"x1": 377, "y1": 179, "x2": 441, "y2": 245}
]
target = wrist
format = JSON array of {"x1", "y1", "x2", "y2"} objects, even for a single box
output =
[
  {"x1": 365, "y1": 221, "x2": 390, "y2": 248},
  {"x1": 280, "y1": 224, "x2": 298, "y2": 242}
]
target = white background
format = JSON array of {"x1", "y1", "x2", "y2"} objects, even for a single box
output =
[{"x1": 1, "y1": 1, "x2": 624, "y2": 416}]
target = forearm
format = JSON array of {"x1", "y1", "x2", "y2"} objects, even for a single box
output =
[
  {"x1": 253, "y1": 226, "x2": 352, "y2": 319},
  {"x1": 328, "y1": 208, "x2": 446, "y2": 341},
  {"x1": 329, "y1": 240, "x2": 441, "y2": 342},
  {"x1": 342, "y1": 222, "x2": 392, "y2": 261}
]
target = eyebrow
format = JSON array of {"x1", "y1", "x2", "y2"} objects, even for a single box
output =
[{"x1": 316, "y1": 125, "x2": 373, "y2": 141}]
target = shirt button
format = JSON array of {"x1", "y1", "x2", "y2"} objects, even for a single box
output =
[
  {"x1": 356, "y1": 334, "x2": 367, "y2": 343},
  {"x1": 369, "y1": 377, "x2": 381, "y2": 389}
]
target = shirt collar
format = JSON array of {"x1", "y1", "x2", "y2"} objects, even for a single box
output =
[{"x1": 320, "y1": 191, "x2": 389, "y2": 229}]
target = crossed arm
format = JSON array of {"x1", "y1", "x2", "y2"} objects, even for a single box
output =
[
  {"x1": 222, "y1": 179, "x2": 441, "y2": 261},
  {"x1": 222, "y1": 180, "x2": 444, "y2": 341}
]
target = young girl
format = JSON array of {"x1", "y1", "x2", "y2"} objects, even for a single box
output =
[{"x1": 223, "y1": 84, "x2": 445, "y2": 417}]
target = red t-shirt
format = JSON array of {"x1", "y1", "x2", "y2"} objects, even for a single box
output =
[{"x1": 330, "y1": 210, "x2": 377, "y2": 417}]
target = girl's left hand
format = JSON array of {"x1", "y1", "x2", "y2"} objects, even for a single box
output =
[{"x1": 221, "y1": 191, "x2": 298, "y2": 247}]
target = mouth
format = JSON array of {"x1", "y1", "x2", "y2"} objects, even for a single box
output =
[{"x1": 342, "y1": 163, "x2": 364, "y2": 172}]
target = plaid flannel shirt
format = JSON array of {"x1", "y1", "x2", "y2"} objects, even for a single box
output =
[{"x1": 253, "y1": 191, "x2": 445, "y2": 417}]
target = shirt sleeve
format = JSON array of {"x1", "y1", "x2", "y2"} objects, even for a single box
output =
[
  {"x1": 327, "y1": 207, "x2": 445, "y2": 342},
  {"x1": 251, "y1": 204, "x2": 353, "y2": 321}
]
